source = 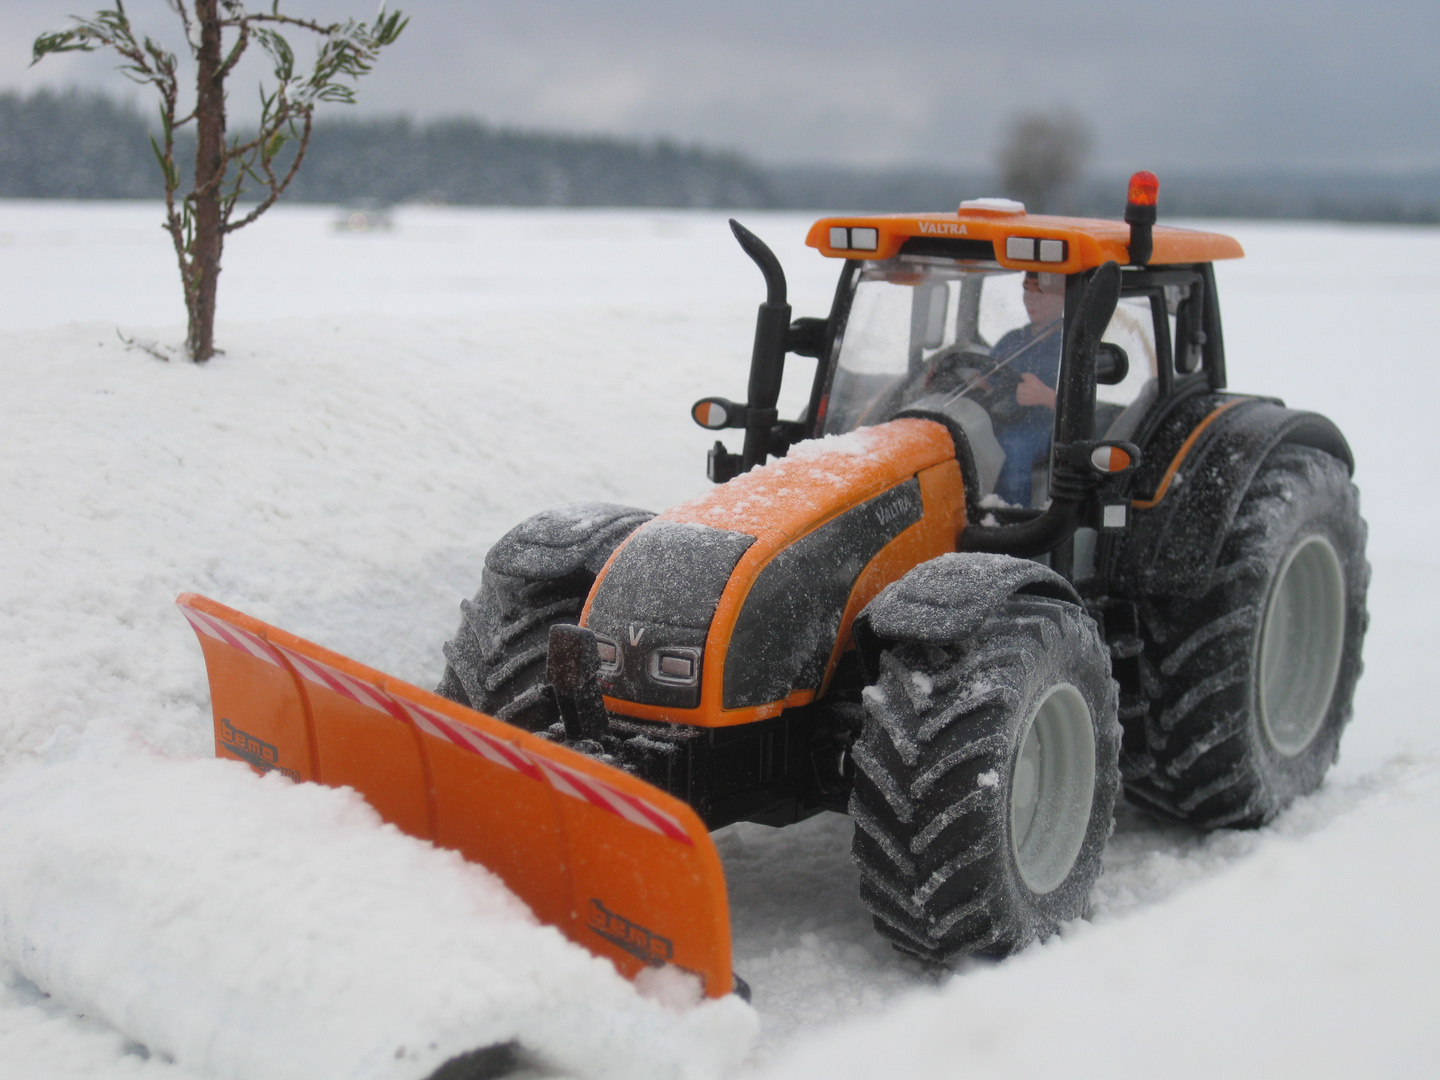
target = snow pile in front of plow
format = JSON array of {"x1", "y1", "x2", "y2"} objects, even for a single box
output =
[{"x1": 0, "y1": 724, "x2": 755, "y2": 1080}]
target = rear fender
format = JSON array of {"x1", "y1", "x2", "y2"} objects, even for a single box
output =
[
  {"x1": 177, "y1": 594, "x2": 734, "y2": 998},
  {"x1": 1118, "y1": 398, "x2": 1353, "y2": 598}
]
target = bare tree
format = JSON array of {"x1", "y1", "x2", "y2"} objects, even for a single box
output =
[
  {"x1": 996, "y1": 110, "x2": 1091, "y2": 215},
  {"x1": 33, "y1": 2, "x2": 406, "y2": 361}
]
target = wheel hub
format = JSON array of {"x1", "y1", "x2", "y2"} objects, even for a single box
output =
[
  {"x1": 1259, "y1": 534, "x2": 1346, "y2": 756},
  {"x1": 1010, "y1": 683, "x2": 1095, "y2": 894}
]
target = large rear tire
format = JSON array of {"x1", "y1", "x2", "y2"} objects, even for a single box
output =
[
  {"x1": 850, "y1": 594, "x2": 1120, "y2": 961},
  {"x1": 436, "y1": 503, "x2": 652, "y2": 730},
  {"x1": 1126, "y1": 444, "x2": 1369, "y2": 828}
]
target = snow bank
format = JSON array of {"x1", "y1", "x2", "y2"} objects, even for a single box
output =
[
  {"x1": 745, "y1": 757, "x2": 1440, "y2": 1080},
  {"x1": 0, "y1": 724, "x2": 755, "y2": 1080}
]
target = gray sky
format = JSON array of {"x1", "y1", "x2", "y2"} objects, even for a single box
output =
[{"x1": 5, "y1": 0, "x2": 1438, "y2": 173}]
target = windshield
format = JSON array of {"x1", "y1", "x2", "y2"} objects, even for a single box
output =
[{"x1": 820, "y1": 258, "x2": 1064, "y2": 507}]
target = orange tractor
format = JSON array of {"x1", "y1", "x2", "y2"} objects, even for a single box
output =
[{"x1": 182, "y1": 174, "x2": 1367, "y2": 999}]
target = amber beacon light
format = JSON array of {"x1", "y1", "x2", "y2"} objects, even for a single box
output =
[{"x1": 1124, "y1": 170, "x2": 1159, "y2": 266}]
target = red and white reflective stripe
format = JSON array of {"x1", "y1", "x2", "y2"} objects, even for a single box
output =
[
  {"x1": 534, "y1": 756, "x2": 692, "y2": 845},
  {"x1": 396, "y1": 698, "x2": 543, "y2": 783},
  {"x1": 180, "y1": 600, "x2": 691, "y2": 845},
  {"x1": 178, "y1": 604, "x2": 284, "y2": 668},
  {"x1": 276, "y1": 645, "x2": 410, "y2": 724}
]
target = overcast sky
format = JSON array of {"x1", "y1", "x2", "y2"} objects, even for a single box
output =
[{"x1": 4, "y1": 0, "x2": 1438, "y2": 173}]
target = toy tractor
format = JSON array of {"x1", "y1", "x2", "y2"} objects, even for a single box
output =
[{"x1": 181, "y1": 173, "x2": 1366, "y2": 991}]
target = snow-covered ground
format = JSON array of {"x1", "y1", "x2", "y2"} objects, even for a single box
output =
[{"x1": 0, "y1": 201, "x2": 1435, "y2": 1079}]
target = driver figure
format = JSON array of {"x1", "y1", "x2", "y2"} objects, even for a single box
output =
[{"x1": 989, "y1": 271, "x2": 1063, "y2": 505}]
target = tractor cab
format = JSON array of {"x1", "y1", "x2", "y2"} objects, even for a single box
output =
[
  {"x1": 697, "y1": 175, "x2": 1244, "y2": 567},
  {"x1": 818, "y1": 258, "x2": 1070, "y2": 507}
]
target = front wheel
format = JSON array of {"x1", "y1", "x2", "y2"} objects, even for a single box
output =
[
  {"x1": 849, "y1": 594, "x2": 1120, "y2": 961},
  {"x1": 436, "y1": 503, "x2": 653, "y2": 730}
]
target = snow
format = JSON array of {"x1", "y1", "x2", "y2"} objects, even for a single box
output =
[
  {"x1": 751, "y1": 759, "x2": 1440, "y2": 1080},
  {"x1": 784, "y1": 428, "x2": 885, "y2": 460},
  {"x1": 0, "y1": 726, "x2": 754, "y2": 1080},
  {"x1": 1, "y1": 202, "x2": 1437, "y2": 1079}
]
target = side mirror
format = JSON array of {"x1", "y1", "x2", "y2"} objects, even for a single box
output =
[
  {"x1": 1095, "y1": 342, "x2": 1129, "y2": 385},
  {"x1": 1086, "y1": 441, "x2": 1139, "y2": 475},
  {"x1": 692, "y1": 397, "x2": 746, "y2": 430}
]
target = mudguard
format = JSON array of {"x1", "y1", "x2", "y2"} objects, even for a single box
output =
[
  {"x1": 485, "y1": 502, "x2": 655, "y2": 580},
  {"x1": 176, "y1": 593, "x2": 734, "y2": 998},
  {"x1": 1118, "y1": 397, "x2": 1353, "y2": 597},
  {"x1": 852, "y1": 552, "x2": 1084, "y2": 672}
]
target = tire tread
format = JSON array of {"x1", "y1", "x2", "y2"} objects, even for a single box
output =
[{"x1": 1125, "y1": 444, "x2": 1369, "y2": 828}]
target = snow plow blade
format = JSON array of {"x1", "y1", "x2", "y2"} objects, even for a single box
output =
[{"x1": 176, "y1": 593, "x2": 734, "y2": 998}]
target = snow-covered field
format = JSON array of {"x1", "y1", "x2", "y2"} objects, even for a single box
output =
[{"x1": 0, "y1": 200, "x2": 1436, "y2": 1079}]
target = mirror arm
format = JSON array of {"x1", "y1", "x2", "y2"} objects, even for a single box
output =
[{"x1": 787, "y1": 317, "x2": 828, "y2": 358}]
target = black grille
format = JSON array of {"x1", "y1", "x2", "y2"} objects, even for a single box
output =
[{"x1": 898, "y1": 237, "x2": 997, "y2": 261}]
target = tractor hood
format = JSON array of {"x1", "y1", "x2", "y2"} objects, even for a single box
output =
[{"x1": 581, "y1": 418, "x2": 965, "y2": 727}]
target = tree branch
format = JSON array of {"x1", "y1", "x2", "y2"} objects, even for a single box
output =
[
  {"x1": 165, "y1": 0, "x2": 198, "y2": 52},
  {"x1": 215, "y1": 17, "x2": 251, "y2": 80},
  {"x1": 242, "y1": 12, "x2": 340, "y2": 35},
  {"x1": 224, "y1": 110, "x2": 313, "y2": 232}
]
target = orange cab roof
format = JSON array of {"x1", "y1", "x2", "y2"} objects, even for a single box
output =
[{"x1": 806, "y1": 202, "x2": 1243, "y2": 273}]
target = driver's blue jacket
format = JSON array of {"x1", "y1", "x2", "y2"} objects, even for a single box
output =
[
  {"x1": 990, "y1": 319, "x2": 1061, "y2": 504},
  {"x1": 992, "y1": 319, "x2": 1062, "y2": 436}
]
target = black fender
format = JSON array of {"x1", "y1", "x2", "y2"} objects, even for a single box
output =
[
  {"x1": 1115, "y1": 398, "x2": 1353, "y2": 598},
  {"x1": 484, "y1": 503, "x2": 655, "y2": 580},
  {"x1": 853, "y1": 552, "x2": 1084, "y2": 675}
]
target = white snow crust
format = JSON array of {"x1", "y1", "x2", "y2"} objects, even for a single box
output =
[
  {"x1": 0, "y1": 202, "x2": 1436, "y2": 1078},
  {"x1": 0, "y1": 726, "x2": 754, "y2": 1080}
]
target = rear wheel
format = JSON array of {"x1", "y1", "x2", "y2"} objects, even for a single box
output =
[
  {"x1": 850, "y1": 594, "x2": 1120, "y2": 960},
  {"x1": 436, "y1": 503, "x2": 652, "y2": 731},
  {"x1": 1126, "y1": 445, "x2": 1369, "y2": 828}
]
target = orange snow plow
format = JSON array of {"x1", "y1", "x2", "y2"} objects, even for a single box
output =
[{"x1": 177, "y1": 593, "x2": 735, "y2": 998}]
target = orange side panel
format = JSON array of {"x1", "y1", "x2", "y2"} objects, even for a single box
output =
[
  {"x1": 826, "y1": 456, "x2": 967, "y2": 673},
  {"x1": 660, "y1": 418, "x2": 956, "y2": 542},
  {"x1": 177, "y1": 594, "x2": 734, "y2": 997},
  {"x1": 586, "y1": 419, "x2": 965, "y2": 727}
]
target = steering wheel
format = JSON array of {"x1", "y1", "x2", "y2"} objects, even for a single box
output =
[{"x1": 921, "y1": 348, "x2": 1024, "y2": 418}]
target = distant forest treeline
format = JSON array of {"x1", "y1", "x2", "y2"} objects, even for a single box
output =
[
  {"x1": 0, "y1": 89, "x2": 773, "y2": 208},
  {"x1": 3, "y1": 89, "x2": 1439, "y2": 222}
]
